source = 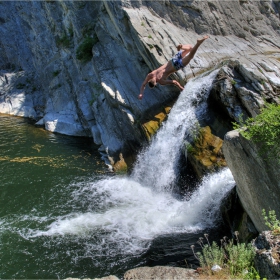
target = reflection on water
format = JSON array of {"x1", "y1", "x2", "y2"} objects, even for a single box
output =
[{"x1": 0, "y1": 114, "x2": 110, "y2": 278}]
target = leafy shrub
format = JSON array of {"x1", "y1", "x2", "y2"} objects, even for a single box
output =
[
  {"x1": 191, "y1": 232, "x2": 259, "y2": 279},
  {"x1": 226, "y1": 239, "x2": 255, "y2": 277},
  {"x1": 196, "y1": 241, "x2": 224, "y2": 269},
  {"x1": 262, "y1": 209, "x2": 280, "y2": 235},
  {"x1": 233, "y1": 103, "x2": 280, "y2": 161},
  {"x1": 81, "y1": 23, "x2": 95, "y2": 37},
  {"x1": 76, "y1": 36, "x2": 98, "y2": 62}
]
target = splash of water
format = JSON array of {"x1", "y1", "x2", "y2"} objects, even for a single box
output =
[
  {"x1": 20, "y1": 168, "x2": 234, "y2": 256},
  {"x1": 25, "y1": 69, "x2": 234, "y2": 247},
  {"x1": 0, "y1": 69, "x2": 235, "y2": 265}
]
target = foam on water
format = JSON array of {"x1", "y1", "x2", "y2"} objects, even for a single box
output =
[
  {"x1": 21, "y1": 168, "x2": 234, "y2": 256},
  {"x1": 0, "y1": 69, "x2": 236, "y2": 264}
]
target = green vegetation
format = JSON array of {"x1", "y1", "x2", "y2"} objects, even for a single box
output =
[
  {"x1": 56, "y1": 32, "x2": 72, "y2": 48},
  {"x1": 148, "y1": 34, "x2": 152, "y2": 39},
  {"x1": 191, "y1": 233, "x2": 259, "y2": 279},
  {"x1": 68, "y1": 26, "x2": 74, "y2": 38},
  {"x1": 76, "y1": 36, "x2": 98, "y2": 62},
  {"x1": 231, "y1": 79, "x2": 237, "y2": 85},
  {"x1": 186, "y1": 142, "x2": 195, "y2": 154},
  {"x1": 233, "y1": 103, "x2": 280, "y2": 161},
  {"x1": 52, "y1": 70, "x2": 60, "y2": 77},
  {"x1": 262, "y1": 209, "x2": 280, "y2": 235}
]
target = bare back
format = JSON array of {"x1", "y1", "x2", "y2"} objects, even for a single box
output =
[{"x1": 153, "y1": 61, "x2": 177, "y2": 85}]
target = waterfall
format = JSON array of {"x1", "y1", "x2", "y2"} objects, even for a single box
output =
[
  {"x1": 132, "y1": 69, "x2": 220, "y2": 191},
  {"x1": 26, "y1": 69, "x2": 235, "y2": 257}
]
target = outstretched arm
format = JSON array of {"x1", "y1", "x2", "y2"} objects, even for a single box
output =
[
  {"x1": 139, "y1": 73, "x2": 153, "y2": 100},
  {"x1": 160, "y1": 79, "x2": 184, "y2": 91}
]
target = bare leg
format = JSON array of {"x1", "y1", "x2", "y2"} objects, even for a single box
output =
[{"x1": 181, "y1": 35, "x2": 209, "y2": 66}]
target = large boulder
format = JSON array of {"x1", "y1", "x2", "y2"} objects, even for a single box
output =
[{"x1": 222, "y1": 130, "x2": 280, "y2": 232}]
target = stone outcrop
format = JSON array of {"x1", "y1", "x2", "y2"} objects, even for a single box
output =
[
  {"x1": 222, "y1": 130, "x2": 280, "y2": 233},
  {"x1": 184, "y1": 126, "x2": 227, "y2": 178},
  {"x1": 65, "y1": 276, "x2": 119, "y2": 280},
  {"x1": 123, "y1": 266, "x2": 198, "y2": 280},
  {"x1": 253, "y1": 231, "x2": 280, "y2": 279},
  {"x1": 208, "y1": 58, "x2": 280, "y2": 123},
  {"x1": 0, "y1": 1, "x2": 279, "y2": 168}
]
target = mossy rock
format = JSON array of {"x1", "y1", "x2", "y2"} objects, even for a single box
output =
[
  {"x1": 186, "y1": 126, "x2": 227, "y2": 178},
  {"x1": 142, "y1": 110, "x2": 169, "y2": 140},
  {"x1": 113, "y1": 158, "x2": 127, "y2": 174}
]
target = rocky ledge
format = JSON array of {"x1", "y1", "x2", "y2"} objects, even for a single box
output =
[{"x1": 254, "y1": 231, "x2": 280, "y2": 279}]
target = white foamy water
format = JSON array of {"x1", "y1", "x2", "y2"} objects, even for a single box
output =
[
  {"x1": 0, "y1": 70, "x2": 235, "y2": 263},
  {"x1": 22, "y1": 70, "x2": 235, "y2": 255},
  {"x1": 27, "y1": 168, "x2": 234, "y2": 255}
]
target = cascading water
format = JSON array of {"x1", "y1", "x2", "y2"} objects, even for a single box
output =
[
  {"x1": 29, "y1": 70, "x2": 235, "y2": 257},
  {"x1": 0, "y1": 70, "x2": 236, "y2": 278},
  {"x1": 132, "y1": 69, "x2": 220, "y2": 191}
]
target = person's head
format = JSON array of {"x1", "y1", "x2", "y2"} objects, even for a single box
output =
[{"x1": 148, "y1": 80, "x2": 156, "y2": 88}]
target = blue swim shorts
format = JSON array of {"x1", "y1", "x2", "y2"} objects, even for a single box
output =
[{"x1": 171, "y1": 51, "x2": 184, "y2": 70}]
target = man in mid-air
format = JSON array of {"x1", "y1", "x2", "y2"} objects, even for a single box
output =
[{"x1": 139, "y1": 35, "x2": 209, "y2": 100}]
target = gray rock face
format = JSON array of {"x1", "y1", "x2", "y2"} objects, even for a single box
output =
[
  {"x1": 0, "y1": 70, "x2": 43, "y2": 119},
  {"x1": 0, "y1": 0, "x2": 279, "y2": 165},
  {"x1": 222, "y1": 130, "x2": 280, "y2": 233},
  {"x1": 209, "y1": 58, "x2": 280, "y2": 122},
  {"x1": 253, "y1": 231, "x2": 280, "y2": 279},
  {"x1": 123, "y1": 266, "x2": 198, "y2": 280}
]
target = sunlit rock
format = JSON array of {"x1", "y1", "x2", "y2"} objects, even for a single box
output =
[
  {"x1": 185, "y1": 126, "x2": 227, "y2": 178},
  {"x1": 0, "y1": 0, "x2": 279, "y2": 164},
  {"x1": 223, "y1": 130, "x2": 280, "y2": 232},
  {"x1": 123, "y1": 266, "x2": 198, "y2": 280}
]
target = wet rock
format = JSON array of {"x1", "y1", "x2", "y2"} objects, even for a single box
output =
[{"x1": 220, "y1": 187, "x2": 258, "y2": 243}]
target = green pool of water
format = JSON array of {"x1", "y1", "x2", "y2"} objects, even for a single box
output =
[
  {"x1": 0, "y1": 114, "x2": 232, "y2": 279},
  {"x1": 0, "y1": 115, "x2": 110, "y2": 278}
]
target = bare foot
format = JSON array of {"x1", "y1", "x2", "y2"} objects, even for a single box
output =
[{"x1": 197, "y1": 35, "x2": 209, "y2": 44}]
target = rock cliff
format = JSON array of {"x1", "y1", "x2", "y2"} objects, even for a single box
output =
[
  {"x1": 0, "y1": 0, "x2": 279, "y2": 169},
  {"x1": 223, "y1": 130, "x2": 280, "y2": 233}
]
